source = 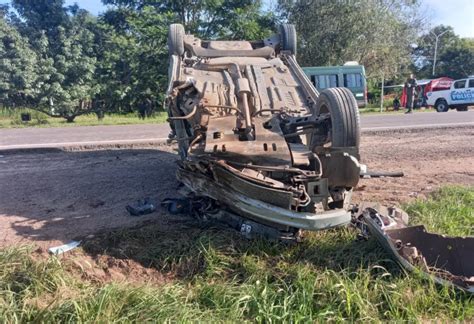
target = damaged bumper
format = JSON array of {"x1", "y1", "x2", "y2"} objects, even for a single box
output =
[
  {"x1": 177, "y1": 167, "x2": 351, "y2": 231},
  {"x1": 359, "y1": 206, "x2": 474, "y2": 293}
]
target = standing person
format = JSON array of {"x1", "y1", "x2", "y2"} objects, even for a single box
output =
[{"x1": 404, "y1": 73, "x2": 417, "y2": 114}]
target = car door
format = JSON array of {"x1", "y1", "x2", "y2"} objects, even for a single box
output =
[
  {"x1": 467, "y1": 79, "x2": 474, "y2": 105},
  {"x1": 450, "y1": 79, "x2": 469, "y2": 105}
]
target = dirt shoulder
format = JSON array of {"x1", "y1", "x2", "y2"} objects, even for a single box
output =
[
  {"x1": 356, "y1": 126, "x2": 474, "y2": 205},
  {"x1": 0, "y1": 127, "x2": 473, "y2": 249}
]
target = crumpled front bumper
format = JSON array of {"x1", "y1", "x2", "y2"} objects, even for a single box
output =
[{"x1": 177, "y1": 167, "x2": 351, "y2": 231}]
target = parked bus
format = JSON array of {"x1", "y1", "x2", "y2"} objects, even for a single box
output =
[{"x1": 302, "y1": 63, "x2": 367, "y2": 107}]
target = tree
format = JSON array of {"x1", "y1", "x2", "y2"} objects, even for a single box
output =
[
  {"x1": 0, "y1": 14, "x2": 38, "y2": 108},
  {"x1": 279, "y1": 0, "x2": 425, "y2": 80},
  {"x1": 414, "y1": 25, "x2": 474, "y2": 79},
  {"x1": 102, "y1": 0, "x2": 275, "y2": 40},
  {"x1": 96, "y1": 6, "x2": 172, "y2": 115},
  {"x1": 11, "y1": 0, "x2": 100, "y2": 122}
]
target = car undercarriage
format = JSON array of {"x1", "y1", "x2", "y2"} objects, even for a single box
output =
[{"x1": 166, "y1": 23, "x2": 360, "y2": 233}]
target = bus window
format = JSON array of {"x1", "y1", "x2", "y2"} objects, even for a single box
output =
[
  {"x1": 314, "y1": 74, "x2": 338, "y2": 89},
  {"x1": 343, "y1": 73, "x2": 362, "y2": 88}
]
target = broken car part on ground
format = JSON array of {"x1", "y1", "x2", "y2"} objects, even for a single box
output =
[
  {"x1": 353, "y1": 204, "x2": 474, "y2": 293},
  {"x1": 164, "y1": 23, "x2": 473, "y2": 293}
]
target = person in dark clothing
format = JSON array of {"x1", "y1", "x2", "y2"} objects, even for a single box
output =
[
  {"x1": 137, "y1": 97, "x2": 153, "y2": 119},
  {"x1": 404, "y1": 73, "x2": 417, "y2": 113},
  {"x1": 393, "y1": 97, "x2": 400, "y2": 111}
]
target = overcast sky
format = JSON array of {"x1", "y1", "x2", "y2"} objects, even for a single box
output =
[{"x1": 1, "y1": 0, "x2": 473, "y2": 38}]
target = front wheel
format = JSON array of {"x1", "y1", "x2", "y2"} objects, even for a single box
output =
[
  {"x1": 313, "y1": 88, "x2": 361, "y2": 201},
  {"x1": 316, "y1": 87, "x2": 360, "y2": 148},
  {"x1": 435, "y1": 99, "x2": 449, "y2": 112}
]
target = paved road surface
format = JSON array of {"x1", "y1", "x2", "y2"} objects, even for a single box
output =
[
  {"x1": 360, "y1": 110, "x2": 474, "y2": 130},
  {"x1": 1, "y1": 110, "x2": 473, "y2": 150}
]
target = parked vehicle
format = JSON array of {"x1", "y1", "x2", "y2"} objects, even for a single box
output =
[
  {"x1": 426, "y1": 77, "x2": 473, "y2": 112},
  {"x1": 302, "y1": 63, "x2": 367, "y2": 107}
]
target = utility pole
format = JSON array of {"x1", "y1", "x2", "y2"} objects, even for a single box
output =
[
  {"x1": 431, "y1": 30, "x2": 448, "y2": 76},
  {"x1": 380, "y1": 73, "x2": 384, "y2": 113}
]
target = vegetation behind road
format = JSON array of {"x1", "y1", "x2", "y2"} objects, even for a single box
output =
[
  {"x1": 0, "y1": 108, "x2": 167, "y2": 128},
  {"x1": 0, "y1": 186, "x2": 472, "y2": 322},
  {"x1": 1, "y1": 1, "x2": 473, "y2": 123}
]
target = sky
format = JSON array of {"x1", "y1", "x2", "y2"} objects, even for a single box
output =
[
  {"x1": 423, "y1": 0, "x2": 474, "y2": 38},
  {"x1": 1, "y1": 0, "x2": 473, "y2": 38}
]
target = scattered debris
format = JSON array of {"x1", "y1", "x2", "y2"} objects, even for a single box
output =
[
  {"x1": 161, "y1": 196, "x2": 301, "y2": 241},
  {"x1": 354, "y1": 205, "x2": 474, "y2": 294},
  {"x1": 126, "y1": 198, "x2": 156, "y2": 216},
  {"x1": 48, "y1": 240, "x2": 81, "y2": 255},
  {"x1": 360, "y1": 170, "x2": 404, "y2": 179},
  {"x1": 161, "y1": 198, "x2": 191, "y2": 214}
]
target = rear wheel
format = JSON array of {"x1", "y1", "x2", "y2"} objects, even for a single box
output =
[
  {"x1": 168, "y1": 24, "x2": 185, "y2": 56},
  {"x1": 456, "y1": 106, "x2": 468, "y2": 112},
  {"x1": 279, "y1": 24, "x2": 297, "y2": 55},
  {"x1": 435, "y1": 99, "x2": 449, "y2": 112}
]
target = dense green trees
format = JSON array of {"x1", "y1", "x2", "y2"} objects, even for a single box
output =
[
  {"x1": 2, "y1": 1, "x2": 101, "y2": 122},
  {"x1": 96, "y1": 7, "x2": 172, "y2": 116},
  {"x1": 102, "y1": 0, "x2": 274, "y2": 40},
  {"x1": 279, "y1": 0, "x2": 424, "y2": 80},
  {"x1": 414, "y1": 25, "x2": 474, "y2": 79},
  {"x1": 0, "y1": 0, "x2": 472, "y2": 121},
  {"x1": 0, "y1": 13, "x2": 37, "y2": 108},
  {"x1": 0, "y1": 0, "x2": 274, "y2": 121}
]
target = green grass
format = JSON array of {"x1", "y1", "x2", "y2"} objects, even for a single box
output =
[
  {"x1": 1, "y1": 186, "x2": 473, "y2": 321},
  {"x1": 404, "y1": 186, "x2": 474, "y2": 236},
  {"x1": 359, "y1": 106, "x2": 435, "y2": 114},
  {"x1": 0, "y1": 108, "x2": 168, "y2": 128}
]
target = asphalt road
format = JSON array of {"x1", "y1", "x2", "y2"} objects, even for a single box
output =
[{"x1": 1, "y1": 110, "x2": 473, "y2": 150}]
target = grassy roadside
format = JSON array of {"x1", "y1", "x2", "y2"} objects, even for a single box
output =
[
  {"x1": 359, "y1": 107, "x2": 436, "y2": 114},
  {"x1": 0, "y1": 108, "x2": 168, "y2": 129},
  {"x1": 1, "y1": 186, "x2": 473, "y2": 321}
]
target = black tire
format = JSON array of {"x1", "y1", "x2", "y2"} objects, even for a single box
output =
[
  {"x1": 316, "y1": 88, "x2": 360, "y2": 148},
  {"x1": 279, "y1": 24, "x2": 297, "y2": 55},
  {"x1": 456, "y1": 106, "x2": 468, "y2": 112},
  {"x1": 435, "y1": 99, "x2": 449, "y2": 112},
  {"x1": 168, "y1": 24, "x2": 185, "y2": 56}
]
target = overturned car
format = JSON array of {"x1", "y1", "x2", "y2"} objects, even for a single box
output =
[
  {"x1": 165, "y1": 23, "x2": 361, "y2": 235},
  {"x1": 164, "y1": 24, "x2": 474, "y2": 293}
]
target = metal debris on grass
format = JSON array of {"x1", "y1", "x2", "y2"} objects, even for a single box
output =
[
  {"x1": 354, "y1": 205, "x2": 474, "y2": 294},
  {"x1": 48, "y1": 240, "x2": 81, "y2": 255}
]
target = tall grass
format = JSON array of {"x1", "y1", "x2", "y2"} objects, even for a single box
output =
[
  {"x1": 404, "y1": 186, "x2": 474, "y2": 236},
  {"x1": 0, "y1": 186, "x2": 473, "y2": 321}
]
